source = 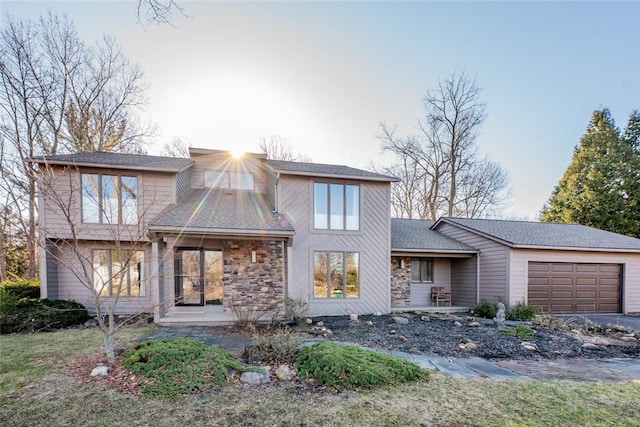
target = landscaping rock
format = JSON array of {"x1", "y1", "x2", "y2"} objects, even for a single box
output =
[
  {"x1": 389, "y1": 329, "x2": 397, "y2": 335},
  {"x1": 453, "y1": 321, "x2": 462, "y2": 327},
  {"x1": 459, "y1": 342, "x2": 478, "y2": 351},
  {"x1": 373, "y1": 312, "x2": 382, "y2": 316},
  {"x1": 392, "y1": 316, "x2": 409, "y2": 325},
  {"x1": 305, "y1": 318, "x2": 313, "y2": 325},
  {"x1": 365, "y1": 320, "x2": 373, "y2": 326},
  {"x1": 468, "y1": 321, "x2": 481, "y2": 327},
  {"x1": 420, "y1": 315, "x2": 430, "y2": 322},
  {"x1": 521, "y1": 342, "x2": 539, "y2": 352},
  {"x1": 349, "y1": 314, "x2": 359, "y2": 322},
  {"x1": 90, "y1": 365, "x2": 109, "y2": 377},
  {"x1": 275, "y1": 364, "x2": 295, "y2": 381},
  {"x1": 581, "y1": 343, "x2": 599, "y2": 350},
  {"x1": 397, "y1": 335, "x2": 408, "y2": 342},
  {"x1": 316, "y1": 321, "x2": 324, "y2": 327},
  {"x1": 620, "y1": 336, "x2": 637, "y2": 342},
  {"x1": 241, "y1": 369, "x2": 270, "y2": 385},
  {"x1": 84, "y1": 318, "x2": 98, "y2": 328}
]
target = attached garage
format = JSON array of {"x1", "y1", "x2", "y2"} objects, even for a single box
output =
[{"x1": 528, "y1": 262, "x2": 621, "y2": 314}]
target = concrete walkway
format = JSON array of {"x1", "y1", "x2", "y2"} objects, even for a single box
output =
[{"x1": 143, "y1": 328, "x2": 640, "y2": 382}]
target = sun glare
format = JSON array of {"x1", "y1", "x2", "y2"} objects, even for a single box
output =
[{"x1": 230, "y1": 150, "x2": 244, "y2": 159}]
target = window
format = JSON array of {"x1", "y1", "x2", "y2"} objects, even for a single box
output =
[
  {"x1": 93, "y1": 250, "x2": 144, "y2": 297},
  {"x1": 314, "y1": 251, "x2": 359, "y2": 298},
  {"x1": 204, "y1": 170, "x2": 254, "y2": 190},
  {"x1": 314, "y1": 183, "x2": 359, "y2": 230},
  {"x1": 82, "y1": 174, "x2": 138, "y2": 224},
  {"x1": 411, "y1": 259, "x2": 433, "y2": 283}
]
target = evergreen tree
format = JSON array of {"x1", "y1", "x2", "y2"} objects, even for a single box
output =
[{"x1": 540, "y1": 108, "x2": 640, "y2": 238}]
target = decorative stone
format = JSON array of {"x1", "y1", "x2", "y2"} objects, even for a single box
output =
[
  {"x1": 453, "y1": 321, "x2": 462, "y2": 327},
  {"x1": 459, "y1": 342, "x2": 478, "y2": 350},
  {"x1": 468, "y1": 321, "x2": 481, "y2": 327},
  {"x1": 581, "y1": 343, "x2": 598, "y2": 350},
  {"x1": 349, "y1": 314, "x2": 359, "y2": 322},
  {"x1": 521, "y1": 341, "x2": 539, "y2": 352},
  {"x1": 240, "y1": 369, "x2": 270, "y2": 385},
  {"x1": 316, "y1": 321, "x2": 324, "y2": 327},
  {"x1": 420, "y1": 315, "x2": 430, "y2": 322},
  {"x1": 305, "y1": 318, "x2": 313, "y2": 325},
  {"x1": 392, "y1": 316, "x2": 409, "y2": 325},
  {"x1": 373, "y1": 312, "x2": 382, "y2": 317},
  {"x1": 84, "y1": 318, "x2": 98, "y2": 328},
  {"x1": 620, "y1": 336, "x2": 637, "y2": 342},
  {"x1": 90, "y1": 365, "x2": 109, "y2": 377},
  {"x1": 324, "y1": 328, "x2": 333, "y2": 335},
  {"x1": 493, "y1": 303, "x2": 506, "y2": 329},
  {"x1": 275, "y1": 364, "x2": 295, "y2": 381},
  {"x1": 397, "y1": 335, "x2": 408, "y2": 342},
  {"x1": 389, "y1": 330, "x2": 397, "y2": 335},
  {"x1": 365, "y1": 320, "x2": 373, "y2": 326}
]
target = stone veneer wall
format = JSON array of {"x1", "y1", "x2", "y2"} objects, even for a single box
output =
[
  {"x1": 223, "y1": 239, "x2": 285, "y2": 311},
  {"x1": 391, "y1": 256, "x2": 411, "y2": 307}
]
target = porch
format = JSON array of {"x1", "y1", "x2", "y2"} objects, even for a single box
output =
[{"x1": 391, "y1": 306, "x2": 471, "y2": 315}]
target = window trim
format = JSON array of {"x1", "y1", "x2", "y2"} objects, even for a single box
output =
[
  {"x1": 313, "y1": 250, "x2": 360, "y2": 299},
  {"x1": 313, "y1": 182, "x2": 360, "y2": 231},
  {"x1": 81, "y1": 173, "x2": 138, "y2": 225},
  {"x1": 204, "y1": 170, "x2": 255, "y2": 190},
  {"x1": 411, "y1": 258, "x2": 434, "y2": 284},
  {"x1": 92, "y1": 249, "x2": 145, "y2": 297}
]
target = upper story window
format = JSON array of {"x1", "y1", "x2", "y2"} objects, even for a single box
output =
[
  {"x1": 411, "y1": 259, "x2": 433, "y2": 283},
  {"x1": 314, "y1": 183, "x2": 359, "y2": 230},
  {"x1": 204, "y1": 170, "x2": 254, "y2": 190},
  {"x1": 82, "y1": 174, "x2": 138, "y2": 224}
]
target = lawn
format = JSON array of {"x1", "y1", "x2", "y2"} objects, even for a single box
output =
[{"x1": 1, "y1": 326, "x2": 639, "y2": 427}]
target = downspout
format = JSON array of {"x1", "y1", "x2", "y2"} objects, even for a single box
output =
[{"x1": 476, "y1": 252, "x2": 481, "y2": 305}]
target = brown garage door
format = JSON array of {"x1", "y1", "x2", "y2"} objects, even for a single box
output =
[{"x1": 528, "y1": 262, "x2": 621, "y2": 314}]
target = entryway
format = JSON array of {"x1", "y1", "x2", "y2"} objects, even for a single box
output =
[{"x1": 174, "y1": 249, "x2": 224, "y2": 306}]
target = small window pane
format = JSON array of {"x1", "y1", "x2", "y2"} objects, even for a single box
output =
[
  {"x1": 82, "y1": 174, "x2": 100, "y2": 223},
  {"x1": 345, "y1": 185, "x2": 359, "y2": 230},
  {"x1": 102, "y1": 175, "x2": 118, "y2": 224},
  {"x1": 314, "y1": 183, "x2": 328, "y2": 229},
  {"x1": 313, "y1": 252, "x2": 328, "y2": 297},
  {"x1": 345, "y1": 252, "x2": 359, "y2": 298},
  {"x1": 93, "y1": 250, "x2": 110, "y2": 296},
  {"x1": 329, "y1": 184, "x2": 344, "y2": 230},
  {"x1": 204, "y1": 171, "x2": 228, "y2": 188},
  {"x1": 230, "y1": 172, "x2": 254, "y2": 190},
  {"x1": 121, "y1": 176, "x2": 138, "y2": 224},
  {"x1": 129, "y1": 251, "x2": 144, "y2": 296},
  {"x1": 329, "y1": 252, "x2": 344, "y2": 298}
]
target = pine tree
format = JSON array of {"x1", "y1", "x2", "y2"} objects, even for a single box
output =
[{"x1": 540, "y1": 108, "x2": 640, "y2": 238}]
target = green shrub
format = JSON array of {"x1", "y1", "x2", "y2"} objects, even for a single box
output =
[
  {"x1": 472, "y1": 300, "x2": 498, "y2": 319},
  {"x1": 0, "y1": 278, "x2": 40, "y2": 299},
  {"x1": 503, "y1": 325, "x2": 534, "y2": 339},
  {"x1": 296, "y1": 342, "x2": 427, "y2": 390},
  {"x1": 507, "y1": 302, "x2": 540, "y2": 321},
  {"x1": 121, "y1": 338, "x2": 253, "y2": 398},
  {"x1": 0, "y1": 297, "x2": 89, "y2": 334},
  {"x1": 244, "y1": 329, "x2": 301, "y2": 364}
]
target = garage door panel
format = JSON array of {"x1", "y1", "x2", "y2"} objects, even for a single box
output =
[{"x1": 528, "y1": 262, "x2": 620, "y2": 314}]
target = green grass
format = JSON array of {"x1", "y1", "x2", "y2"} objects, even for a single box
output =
[
  {"x1": 1, "y1": 327, "x2": 639, "y2": 426},
  {"x1": 503, "y1": 324, "x2": 535, "y2": 339}
]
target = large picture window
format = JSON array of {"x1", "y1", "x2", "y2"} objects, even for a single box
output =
[
  {"x1": 82, "y1": 174, "x2": 138, "y2": 224},
  {"x1": 93, "y1": 250, "x2": 144, "y2": 297},
  {"x1": 204, "y1": 170, "x2": 254, "y2": 190},
  {"x1": 314, "y1": 183, "x2": 359, "y2": 230},
  {"x1": 314, "y1": 251, "x2": 359, "y2": 298},
  {"x1": 411, "y1": 259, "x2": 434, "y2": 283}
]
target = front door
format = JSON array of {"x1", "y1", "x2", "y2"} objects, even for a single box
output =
[{"x1": 175, "y1": 249, "x2": 223, "y2": 306}]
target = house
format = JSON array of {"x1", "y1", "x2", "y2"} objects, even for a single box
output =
[{"x1": 32, "y1": 148, "x2": 640, "y2": 323}]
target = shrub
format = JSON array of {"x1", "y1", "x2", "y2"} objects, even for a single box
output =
[
  {"x1": 472, "y1": 300, "x2": 498, "y2": 319},
  {"x1": 0, "y1": 297, "x2": 89, "y2": 334},
  {"x1": 244, "y1": 329, "x2": 301, "y2": 364},
  {"x1": 503, "y1": 325, "x2": 534, "y2": 339},
  {"x1": 296, "y1": 342, "x2": 427, "y2": 390},
  {"x1": 122, "y1": 338, "x2": 252, "y2": 398},
  {"x1": 507, "y1": 302, "x2": 540, "y2": 321},
  {"x1": 0, "y1": 278, "x2": 40, "y2": 299}
]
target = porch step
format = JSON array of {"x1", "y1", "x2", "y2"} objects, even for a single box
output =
[{"x1": 391, "y1": 306, "x2": 470, "y2": 315}]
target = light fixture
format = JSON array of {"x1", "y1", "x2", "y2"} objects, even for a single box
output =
[
  {"x1": 400, "y1": 259, "x2": 405, "y2": 269},
  {"x1": 251, "y1": 251, "x2": 257, "y2": 263}
]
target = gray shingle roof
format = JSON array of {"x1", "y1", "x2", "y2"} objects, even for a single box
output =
[
  {"x1": 31, "y1": 152, "x2": 193, "y2": 173},
  {"x1": 438, "y1": 217, "x2": 640, "y2": 251},
  {"x1": 149, "y1": 189, "x2": 295, "y2": 236},
  {"x1": 265, "y1": 159, "x2": 397, "y2": 182},
  {"x1": 391, "y1": 219, "x2": 477, "y2": 253}
]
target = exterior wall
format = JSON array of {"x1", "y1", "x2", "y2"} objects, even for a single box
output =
[
  {"x1": 436, "y1": 223, "x2": 510, "y2": 302},
  {"x1": 189, "y1": 152, "x2": 269, "y2": 194},
  {"x1": 39, "y1": 165, "x2": 176, "y2": 242},
  {"x1": 278, "y1": 175, "x2": 391, "y2": 316},
  {"x1": 391, "y1": 257, "x2": 454, "y2": 307},
  {"x1": 509, "y1": 248, "x2": 640, "y2": 314},
  {"x1": 51, "y1": 241, "x2": 154, "y2": 315},
  {"x1": 45, "y1": 245, "x2": 59, "y2": 299},
  {"x1": 391, "y1": 257, "x2": 411, "y2": 307},
  {"x1": 451, "y1": 257, "x2": 478, "y2": 307},
  {"x1": 176, "y1": 167, "x2": 192, "y2": 200}
]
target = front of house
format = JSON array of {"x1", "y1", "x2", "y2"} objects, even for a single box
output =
[{"x1": 33, "y1": 148, "x2": 640, "y2": 323}]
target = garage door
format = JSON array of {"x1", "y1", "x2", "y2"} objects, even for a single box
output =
[{"x1": 528, "y1": 262, "x2": 621, "y2": 314}]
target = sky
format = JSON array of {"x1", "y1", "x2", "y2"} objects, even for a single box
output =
[{"x1": 2, "y1": 1, "x2": 639, "y2": 219}]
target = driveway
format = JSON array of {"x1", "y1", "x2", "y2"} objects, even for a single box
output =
[{"x1": 558, "y1": 314, "x2": 640, "y2": 331}]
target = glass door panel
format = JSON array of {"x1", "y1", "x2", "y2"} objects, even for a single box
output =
[
  {"x1": 176, "y1": 250, "x2": 202, "y2": 305},
  {"x1": 204, "y1": 251, "x2": 223, "y2": 305}
]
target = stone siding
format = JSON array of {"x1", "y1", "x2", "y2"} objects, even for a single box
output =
[
  {"x1": 391, "y1": 256, "x2": 411, "y2": 307},
  {"x1": 223, "y1": 239, "x2": 285, "y2": 311}
]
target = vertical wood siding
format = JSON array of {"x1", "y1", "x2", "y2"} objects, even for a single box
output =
[
  {"x1": 510, "y1": 249, "x2": 640, "y2": 313},
  {"x1": 278, "y1": 176, "x2": 391, "y2": 316},
  {"x1": 436, "y1": 223, "x2": 509, "y2": 302},
  {"x1": 175, "y1": 167, "x2": 192, "y2": 200},
  {"x1": 451, "y1": 257, "x2": 478, "y2": 307},
  {"x1": 189, "y1": 153, "x2": 268, "y2": 193}
]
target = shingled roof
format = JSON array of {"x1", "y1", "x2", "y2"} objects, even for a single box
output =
[
  {"x1": 31, "y1": 152, "x2": 193, "y2": 173},
  {"x1": 149, "y1": 189, "x2": 295, "y2": 236},
  {"x1": 265, "y1": 159, "x2": 397, "y2": 182},
  {"x1": 391, "y1": 219, "x2": 477, "y2": 253},
  {"x1": 435, "y1": 217, "x2": 640, "y2": 252}
]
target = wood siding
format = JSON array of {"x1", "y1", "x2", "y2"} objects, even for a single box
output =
[
  {"x1": 451, "y1": 257, "x2": 478, "y2": 307},
  {"x1": 435, "y1": 223, "x2": 509, "y2": 302},
  {"x1": 189, "y1": 152, "x2": 268, "y2": 193},
  {"x1": 278, "y1": 175, "x2": 391, "y2": 316},
  {"x1": 510, "y1": 249, "x2": 640, "y2": 314},
  {"x1": 409, "y1": 259, "x2": 452, "y2": 306},
  {"x1": 176, "y1": 167, "x2": 192, "y2": 200}
]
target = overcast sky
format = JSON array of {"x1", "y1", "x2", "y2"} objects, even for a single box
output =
[{"x1": 3, "y1": 1, "x2": 639, "y2": 219}]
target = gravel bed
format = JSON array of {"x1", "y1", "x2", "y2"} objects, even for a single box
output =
[{"x1": 307, "y1": 313, "x2": 640, "y2": 360}]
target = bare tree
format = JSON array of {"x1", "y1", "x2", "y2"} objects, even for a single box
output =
[
  {"x1": 259, "y1": 135, "x2": 312, "y2": 162},
  {"x1": 160, "y1": 136, "x2": 191, "y2": 158},
  {"x1": 378, "y1": 72, "x2": 509, "y2": 219},
  {"x1": 0, "y1": 13, "x2": 153, "y2": 278},
  {"x1": 137, "y1": 0, "x2": 187, "y2": 25}
]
